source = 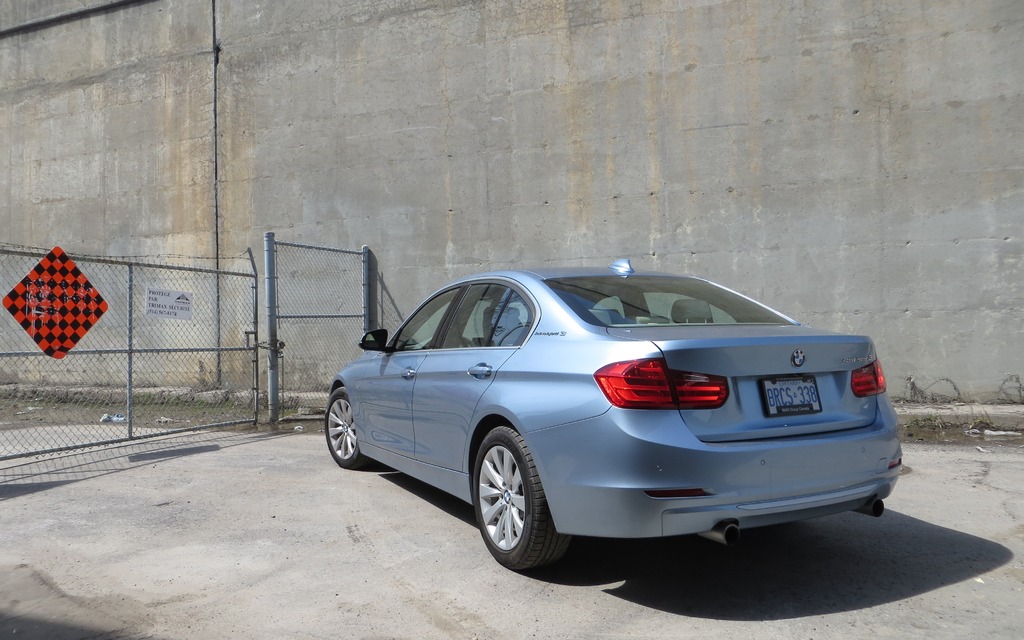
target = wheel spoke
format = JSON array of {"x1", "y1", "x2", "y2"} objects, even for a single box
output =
[
  {"x1": 482, "y1": 456, "x2": 504, "y2": 488},
  {"x1": 490, "y1": 516, "x2": 507, "y2": 547},
  {"x1": 510, "y1": 508, "x2": 524, "y2": 540},
  {"x1": 482, "y1": 501, "x2": 504, "y2": 527},
  {"x1": 501, "y1": 449, "x2": 515, "y2": 484},
  {"x1": 509, "y1": 493, "x2": 526, "y2": 512},
  {"x1": 478, "y1": 484, "x2": 502, "y2": 500},
  {"x1": 502, "y1": 506, "x2": 515, "y2": 547}
]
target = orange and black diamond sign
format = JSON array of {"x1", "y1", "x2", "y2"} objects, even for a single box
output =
[{"x1": 3, "y1": 246, "x2": 108, "y2": 359}]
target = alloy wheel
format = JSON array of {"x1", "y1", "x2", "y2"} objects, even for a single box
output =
[
  {"x1": 477, "y1": 444, "x2": 526, "y2": 551},
  {"x1": 327, "y1": 396, "x2": 358, "y2": 460}
]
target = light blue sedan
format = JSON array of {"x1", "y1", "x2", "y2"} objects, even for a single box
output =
[{"x1": 326, "y1": 260, "x2": 902, "y2": 570}]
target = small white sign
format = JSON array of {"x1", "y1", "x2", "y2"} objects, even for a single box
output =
[{"x1": 146, "y1": 287, "x2": 193, "y2": 321}]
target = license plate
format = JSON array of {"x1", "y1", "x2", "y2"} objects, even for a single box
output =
[{"x1": 760, "y1": 376, "x2": 822, "y2": 417}]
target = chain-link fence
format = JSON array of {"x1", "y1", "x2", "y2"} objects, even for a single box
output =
[
  {"x1": 264, "y1": 234, "x2": 371, "y2": 419},
  {"x1": 0, "y1": 247, "x2": 258, "y2": 461}
]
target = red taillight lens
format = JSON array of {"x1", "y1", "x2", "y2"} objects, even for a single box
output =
[
  {"x1": 595, "y1": 358, "x2": 729, "y2": 410},
  {"x1": 674, "y1": 371, "x2": 730, "y2": 409},
  {"x1": 851, "y1": 360, "x2": 887, "y2": 397},
  {"x1": 594, "y1": 359, "x2": 676, "y2": 409}
]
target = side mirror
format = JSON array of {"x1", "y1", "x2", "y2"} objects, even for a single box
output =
[{"x1": 359, "y1": 328, "x2": 391, "y2": 352}]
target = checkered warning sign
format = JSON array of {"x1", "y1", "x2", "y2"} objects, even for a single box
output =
[{"x1": 2, "y1": 246, "x2": 109, "y2": 359}]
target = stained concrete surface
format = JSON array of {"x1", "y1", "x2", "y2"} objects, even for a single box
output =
[
  {"x1": 3, "y1": 1, "x2": 1023, "y2": 401},
  {"x1": 1, "y1": 427, "x2": 1022, "y2": 639}
]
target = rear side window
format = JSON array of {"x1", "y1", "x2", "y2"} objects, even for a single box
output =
[
  {"x1": 545, "y1": 276, "x2": 789, "y2": 327},
  {"x1": 440, "y1": 284, "x2": 532, "y2": 348},
  {"x1": 491, "y1": 292, "x2": 531, "y2": 346}
]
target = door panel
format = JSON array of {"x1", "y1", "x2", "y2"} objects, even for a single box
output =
[
  {"x1": 413, "y1": 284, "x2": 532, "y2": 471},
  {"x1": 354, "y1": 287, "x2": 463, "y2": 455},
  {"x1": 412, "y1": 349, "x2": 515, "y2": 470},
  {"x1": 352, "y1": 352, "x2": 425, "y2": 455}
]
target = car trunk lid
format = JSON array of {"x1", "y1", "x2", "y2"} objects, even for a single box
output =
[{"x1": 607, "y1": 324, "x2": 881, "y2": 442}]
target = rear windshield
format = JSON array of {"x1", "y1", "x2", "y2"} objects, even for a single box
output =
[{"x1": 544, "y1": 276, "x2": 791, "y2": 327}]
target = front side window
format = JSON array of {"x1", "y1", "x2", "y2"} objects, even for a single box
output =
[
  {"x1": 545, "y1": 276, "x2": 789, "y2": 327},
  {"x1": 393, "y1": 288, "x2": 461, "y2": 351}
]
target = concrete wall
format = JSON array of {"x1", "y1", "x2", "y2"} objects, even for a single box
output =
[
  {"x1": 0, "y1": 0, "x2": 217, "y2": 262},
  {"x1": 2, "y1": 0, "x2": 1022, "y2": 402}
]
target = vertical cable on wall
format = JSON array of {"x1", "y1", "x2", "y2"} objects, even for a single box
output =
[
  {"x1": 211, "y1": 0, "x2": 221, "y2": 272},
  {"x1": 211, "y1": 0, "x2": 224, "y2": 383}
]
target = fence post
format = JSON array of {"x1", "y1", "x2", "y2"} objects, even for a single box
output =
[
  {"x1": 361, "y1": 245, "x2": 370, "y2": 333},
  {"x1": 247, "y1": 247, "x2": 260, "y2": 424},
  {"x1": 126, "y1": 263, "x2": 134, "y2": 439},
  {"x1": 264, "y1": 232, "x2": 281, "y2": 422}
]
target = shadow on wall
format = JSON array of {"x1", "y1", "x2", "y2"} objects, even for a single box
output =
[
  {"x1": 375, "y1": 272, "x2": 405, "y2": 332},
  {"x1": 363, "y1": 248, "x2": 404, "y2": 332}
]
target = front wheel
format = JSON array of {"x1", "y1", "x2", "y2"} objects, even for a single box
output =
[
  {"x1": 325, "y1": 387, "x2": 371, "y2": 470},
  {"x1": 472, "y1": 426, "x2": 570, "y2": 570}
]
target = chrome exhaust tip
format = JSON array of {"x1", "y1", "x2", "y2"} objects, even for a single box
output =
[
  {"x1": 855, "y1": 497, "x2": 885, "y2": 517},
  {"x1": 698, "y1": 520, "x2": 741, "y2": 546}
]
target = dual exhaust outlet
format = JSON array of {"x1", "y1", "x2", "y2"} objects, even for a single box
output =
[{"x1": 698, "y1": 497, "x2": 885, "y2": 546}]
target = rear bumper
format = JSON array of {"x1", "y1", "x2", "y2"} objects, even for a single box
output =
[
  {"x1": 659, "y1": 479, "x2": 896, "y2": 536},
  {"x1": 525, "y1": 401, "x2": 902, "y2": 538}
]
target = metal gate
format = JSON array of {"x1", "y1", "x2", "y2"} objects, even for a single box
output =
[
  {"x1": 0, "y1": 247, "x2": 259, "y2": 461},
  {"x1": 263, "y1": 233, "x2": 371, "y2": 420}
]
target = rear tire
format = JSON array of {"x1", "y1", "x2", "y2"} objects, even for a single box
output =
[
  {"x1": 472, "y1": 426, "x2": 571, "y2": 570},
  {"x1": 325, "y1": 387, "x2": 371, "y2": 470}
]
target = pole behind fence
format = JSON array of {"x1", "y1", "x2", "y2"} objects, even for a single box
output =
[
  {"x1": 361, "y1": 245, "x2": 369, "y2": 333},
  {"x1": 264, "y1": 232, "x2": 280, "y2": 422}
]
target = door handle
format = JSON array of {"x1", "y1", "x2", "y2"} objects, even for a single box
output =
[
  {"x1": 401, "y1": 368, "x2": 416, "y2": 380},
  {"x1": 467, "y1": 364, "x2": 493, "y2": 379}
]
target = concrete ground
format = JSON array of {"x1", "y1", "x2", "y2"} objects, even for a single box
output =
[{"x1": 1, "y1": 427, "x2": 1021, "y2": 640}]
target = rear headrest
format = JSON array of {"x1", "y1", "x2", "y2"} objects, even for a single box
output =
[{"x1": 671, "y1": 298, "x2": 713, "y2": 324}]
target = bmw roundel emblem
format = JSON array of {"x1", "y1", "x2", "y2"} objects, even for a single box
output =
[{"x1": 791, "y1": 349, "x2": 806, "y2": 367}]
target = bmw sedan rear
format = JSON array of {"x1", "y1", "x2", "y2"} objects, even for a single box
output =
[{"x1": 326, "y1": 261, "x2": 902, "y2": 570}]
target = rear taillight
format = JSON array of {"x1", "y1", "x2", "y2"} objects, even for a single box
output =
[
  {"x1": 674, "y1": 371, "x2": 730, "y2": 409},
  {"x1": 595, "y1": 358, "x2": 729, "y2": 410},
  {"x1": 594, "y1": 359, "x2": 676, "y2": 409},
  {"x1": 851, "y1": 359, "x2": 887, "y2": 397}
]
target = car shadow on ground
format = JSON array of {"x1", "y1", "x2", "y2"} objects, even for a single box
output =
[
  {"x1": 373, "y1": 471, "x2": 1013, "y2": 620},
  {"x1": 529, "y1": 511, "x2": 1013, "y2": 619},
  {"x1": 377, "y1": 468, "x2": 478, "y2": 527},
  {"x1": 0, "y1": 615, "x2": 153, "y2": 640}
]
